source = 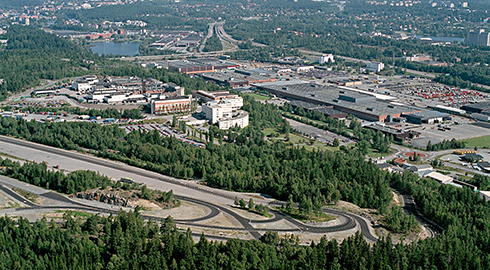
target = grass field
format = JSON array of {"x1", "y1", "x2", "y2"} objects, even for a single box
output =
[
  {"x1": 463, "y1": 135, "x2": 490, "y2": 149},
  {"x1": 244, "y1": 93, "x2": 271, "y2": 101},
  {"x1": 366, "y1": 147, "x2": 395, "y2": 158}
]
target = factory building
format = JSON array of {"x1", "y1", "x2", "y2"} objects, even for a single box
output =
[
  {"x1": 430, "y1": 105, "x2": 466, "y2": 115},
  {"x1": 404, "y1": 110, "x2": 451, "y2": 124},
  {"x1": 365, "y1": 124, "x2": 421, "y2": 142},
  {"x1": 461, "y1": 102, "x2": 490, "y2": 114},
  {"x1": 289, "y1": 100, "x2": 348, "y2": 119},
  {"x1": 472, "y1": 113, "x2": 490, "y2": 122},
  {"x1": 72, "y1": 75, "x2": 99, "y2": 92},
  {"x1": 168, "y1": 61, "x2": 215, "y2": 74},
  {"x1": 319, "y1": 54, "x2": 335, "y2": 64},
  {"x1": 150, "y1": 96, "x2": 192, "y2": 114},
  {"x1": 201, "y1": 71, "x2": 277, "y2": 88},
  {"x1": 254, "y1": 81, "x2": 421, "y2": 122}
]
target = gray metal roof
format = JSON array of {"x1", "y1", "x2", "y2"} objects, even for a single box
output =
[{"x1": 255, "y1": 81, "x2": 421, "y2": 117}]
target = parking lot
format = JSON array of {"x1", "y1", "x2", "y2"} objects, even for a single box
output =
[
  {"x1": 285, "y1": 118, "x2": 353, "y2": 146},
  {"x1": 122, "y1": 123, "x2": 207, "y2": 148}
]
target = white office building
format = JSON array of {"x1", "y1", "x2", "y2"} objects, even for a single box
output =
[
  {"x1": 319, "y1": 54, "x2": 335, "y2": 64},
  {"x1": 366, "y1": 61, "x2": 385, "y2": 72},
  {"x1": 202, "y1": 99, "x2": 249, "y2": 129}
]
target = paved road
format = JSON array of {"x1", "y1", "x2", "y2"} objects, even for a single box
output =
[
  {"x1": 285, "y1": 118, "x2": 353, "y2": 146},
  {"x1": 0, "y1": 135, "x2": 378, "y2": 241},
  {"x1": 0, "y1": 184, "x2": 37, "y2": 207},
  {"x1": 199, "y1": 22, "x2": 217, "y2": 53},
  {"x1": 392, "y1": 186, "x2": 443, "y2": 238}
]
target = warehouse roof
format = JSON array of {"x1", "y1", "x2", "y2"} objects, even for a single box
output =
[
  {"x1": 254, "y1": 81, "x2": 420, "y2": 117},
  {"x1": 404, "y1": 110, "x2": 450, "y2": 120},
  {"x1": 426, "y1": 171, "x2": 453, "y2": 183},
  {"x1": 462, "y1": 102, "x2": 490, "y2": 111}
]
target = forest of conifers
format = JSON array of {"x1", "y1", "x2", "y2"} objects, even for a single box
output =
[{"x1": 0, "y1": 96, "x2": 490, "y2": 268}]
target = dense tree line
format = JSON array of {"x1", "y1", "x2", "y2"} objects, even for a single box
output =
[
  {"x1": 203, "y1": 35, "x2": 223, "y2": 52},
  {"x1": 426, "y1": 139, "x2": 467, "y2": 151},
  {"x1": 0, "y1": 157, "x2": 112, "y2": 194},
  {"x1": 384, "y1": 205, "x2": 418, "y2": 233},
  {"x1": 0, "y1": 25, "x2": 103, "y2": 100},
  {"x1": 1, "y1": 192, "x2": 490, "y2": 270},
  {"x1": 469, "y1": 174, "x2": 490, "y2": 191},
  {"x1": 0, "y1": 115, "x2": 393, "y2": 213}
]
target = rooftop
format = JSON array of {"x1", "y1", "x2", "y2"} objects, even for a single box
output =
[
  {"x1": 462, "y1": 102, "x2": 490, "y2": 110},
  {"x1": 404, "y1": 109, "x2": 450, "y2": 120},
  {"x1": 254, "y1": 81, "x2": 420, "y2": 117}
]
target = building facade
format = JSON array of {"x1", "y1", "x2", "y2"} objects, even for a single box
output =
[
  {"x1": 467, "y1": 30, "x2": 490, "y2": 46},
  {"x1": 366, "y1": 62, "x2": 385, "y2": 72},
  {"x1": 151, "y1": 96, "x2": 192, "y2": 114}
]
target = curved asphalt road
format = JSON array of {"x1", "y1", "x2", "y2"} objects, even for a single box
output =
[
  {"x1": 392, "y1": 187, "x2": 443, "y2": 237},
  {"x1": 0, "y1": 135, "x2": 377, "y2": 241}
]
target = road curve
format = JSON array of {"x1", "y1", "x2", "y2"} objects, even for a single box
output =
[
  {"x1": 0, "y1": 184, "x2": 37, "y2": 207},
  {"x1": 0, "y1": 135, "x2": 377, "y2": 240}
]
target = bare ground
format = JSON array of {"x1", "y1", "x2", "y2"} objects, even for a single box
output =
[{"x1": 142, "y1": 201, "x2": 209, "y2": 220}]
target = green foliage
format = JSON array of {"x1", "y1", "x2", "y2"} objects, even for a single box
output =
[
  {"x1": 0, "y1": 157, "x2": 111, "y2": 194},
  {"x1": 0, "y1": 101, "x2": 393, "y2": 212},
  {"x1": 384, "y1": 205, "x2": 418, "y2": 233},
  {"x1": 0, "y1": 25, "x2": 98, "y2": 100},
  {"x1": 203, "y1": 35, "x2": 223, "y2": 52},
  {"x1": 426, "y1": 139, "x2": 467, "y2": 151},
  {"x1": 468, "y1": 174, "x2": 490, "y2": 191}
]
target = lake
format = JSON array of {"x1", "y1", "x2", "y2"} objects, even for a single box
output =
[
  {"x1": 415, "y1": 35, "x2": 465, "y2": 43},
  {"x1": 89, "y1": 42, "x2": 142, "y2": 56}
]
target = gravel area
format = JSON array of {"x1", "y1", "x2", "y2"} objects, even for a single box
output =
[
  {"x1": 222, "y1": 205, "x2": 271, "y2": 221},
  {"x1": 142, "y1": 201, "x2": 210, "y2": 220},
  {"x1": 251, "y1": 219, "x2": 298, "y2": 230},
  {"x1": 196, "y1": 212, "x2": 244, "y2": 228}
]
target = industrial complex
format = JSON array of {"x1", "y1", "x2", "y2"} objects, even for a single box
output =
[{"x1": 254, "y1": 80, "x2": 423, "y2": 122}]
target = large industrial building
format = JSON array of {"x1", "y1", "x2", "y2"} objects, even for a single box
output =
[
  {"x1": 404, "y1": 110, "x2": 451, "y2": 124},
  {"x1": 461, "y1": 102, "x2": 490, "y2": 114},
  {"x1": 201, "y1": 71, "x2": 277, "y2": 88},
  {"x1": 288, "y1": 100, "x2": 348, "y2": 119},
  {"x1": 254, "y1": 81, "x2": 421, "y2": 122},
  {"x1": 365, "y1": 124, "x2": 421, "y2": 142},
  {"x1": 168, "y1": 61, "x2": 215, "y2": 74}
]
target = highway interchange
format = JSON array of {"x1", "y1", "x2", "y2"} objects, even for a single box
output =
[{"x1": 0, "y1": 135, "x2": 380, "y2": 243}]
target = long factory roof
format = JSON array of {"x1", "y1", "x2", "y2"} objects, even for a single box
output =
[{"x1": 254, "y1": 81, "x2": 420, "y2": 117}]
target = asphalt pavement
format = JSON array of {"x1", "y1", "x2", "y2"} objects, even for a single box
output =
[{"x1": 0, "y1": 135, "x2": 380, "y2": 242}]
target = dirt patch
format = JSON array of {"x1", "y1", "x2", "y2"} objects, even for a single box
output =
[
  {"x1": 197, "y1": 212, "x2": 244, "y2": 228},
  {"x1": 225, "y1": 205, "x2": 270, "y2": 221},
  {"x1": 72, "y1": 186, "x2": 179, "y2": 209},
  {"x1": 134, "y1": 199, "x2": 161, "y2": 211},
  {"x1": 252, "y1": 219, "x2": 298, "y2": 230},
  {"x1": 142, "y1": 201, "x2": 208, "y2": 220}
]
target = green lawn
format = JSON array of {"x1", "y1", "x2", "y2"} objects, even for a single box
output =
[
  {"x1": 366, "y1": 147, "x2": 395, "y2": 158},
  {"x1": 463, "y1": 135, "x2": 490, "y2": 149},
  {"x1": 244, "y1": 93, "x2": 271, "y2": 101},
  {"x1": 274, "y1": 206, "x2": 336, "y2": 223}
]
